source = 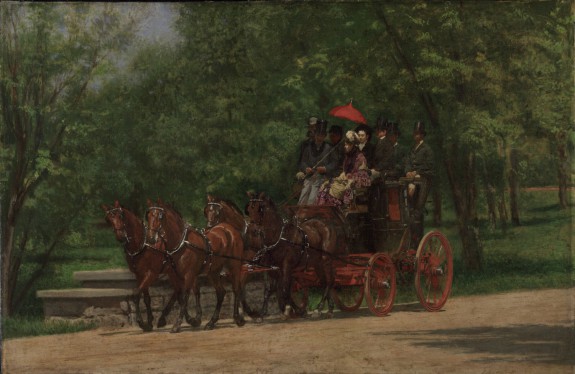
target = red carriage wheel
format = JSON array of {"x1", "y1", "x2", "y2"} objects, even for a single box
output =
[
  {"x1": 414, "y1": 231, "x2": 453, "y2": 312},
  {"x1": 289, "y1": 279, "x2": 309, "y2": 316},
  {"x1": 365, "y1": 253, "x2": 396, "y2": 316},
  {"x1": 332, "y1": 285, "x2": 365, "y2": 312}
]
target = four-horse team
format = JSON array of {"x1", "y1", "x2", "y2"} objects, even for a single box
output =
[{"x1": 102, "y1": 119, "x2": 453, "y2": 333}]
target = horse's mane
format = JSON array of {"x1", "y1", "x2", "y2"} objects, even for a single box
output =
[
  {"x1": 159, "y1": 201, "x2": 184, "y2": 220},
  {"x1": 218, "y1": 197, "x2": 244, "y2": 216}
]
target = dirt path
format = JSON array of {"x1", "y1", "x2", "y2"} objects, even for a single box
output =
[{"x1": 3, "y1": 288, "x2": 574, "y2": 374}]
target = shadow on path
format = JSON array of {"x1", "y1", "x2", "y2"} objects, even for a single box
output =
[{"x1": 375, "y1": 323, "x2": 575, "y2": 366}]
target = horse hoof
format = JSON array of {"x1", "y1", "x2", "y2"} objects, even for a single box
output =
[
  {"x1": 311, "y1": 310, "x2": 322, "y2": 319},
  {"x1": 235, "y1": 317, "x2": 246, "y2": 327},
  {"x1": 204, "y1": 323, "x2": 216, "y2": 331},
  {"x1": 157, "y1": 317, "x2": 167, "y2": 328},
  {"x1": 138, "y1": 321, "x2": 153, "y2": 332},
  {"x1": 189, "y1": 317, "x2": 201, "y2": 328},
  {"x1": 254, "y1": 317, "x2": 264, "y2": 324},
  {"x1": 170, "y1": 325, "x2": 182, "y2": 334}
]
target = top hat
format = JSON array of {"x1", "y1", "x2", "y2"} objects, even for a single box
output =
[
  {"x1": 375, "y1": 116, "x2": 389, "y2": 132},
  {"x1": 413, "y1": 121, "x2": 426, "y2": 135},
  {"x1": 315, "y1": 119, "x2": 328, "y2": 135},
  {"x1": 328, "y1": 125, "x2": 343, "y2": 135},
  {"x1": 387, "y1": 122, "x2": 401, "y2": 136}
]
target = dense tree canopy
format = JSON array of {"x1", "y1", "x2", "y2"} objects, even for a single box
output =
[{"x1": 1, "y1": 2, "x2": 572, "y2": 316}]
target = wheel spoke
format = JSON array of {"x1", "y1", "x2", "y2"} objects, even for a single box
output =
[{"x1": 415, "y1": 231, "x2": 453, "y2": 312}]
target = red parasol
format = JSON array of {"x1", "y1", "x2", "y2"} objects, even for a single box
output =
[{"x1": 328, "y1": 100, "x2": 367, "y2": 124}]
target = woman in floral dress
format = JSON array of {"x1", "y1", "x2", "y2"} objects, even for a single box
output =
[{"x1": 316, "y1": 130, "x2": 371, "y2": 207}]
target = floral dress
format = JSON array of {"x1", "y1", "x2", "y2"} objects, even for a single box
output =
[{"x1": 316, "y1": 148, "x2": 371, "y2": 206}]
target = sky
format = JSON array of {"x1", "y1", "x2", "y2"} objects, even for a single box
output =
[{"x1": 133, "y1": 3, "x2": 177, "y2": 44}]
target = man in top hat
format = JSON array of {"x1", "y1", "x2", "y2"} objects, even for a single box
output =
[
  {"x1": 370, "y1": 116, "x2": 394, "y2": 182},
  {"x1": 405, "y1": 121, "x2": 434, "y2": 248},
  {"x1": 297, "y1": 119, "x2": 337, "y2": 205}
]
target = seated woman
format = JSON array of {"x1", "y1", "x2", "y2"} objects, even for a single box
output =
[{"x1": 316, "y1": 130, "x2": 371, "y2": 207}]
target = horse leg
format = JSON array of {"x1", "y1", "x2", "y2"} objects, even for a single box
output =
[
  {"x1": 261, "y1": 272, "x2": 271, "y2": 316},
  {"x1": 186, "y1": 278, "x2": 202, "y2": 327},
  {"x1": 157, "y1": 290, "x2": 178, "y2": 328},
  {"x1": 205, "y1": 272, "x2": 226, "y2": 330},
  {"x1": 280, "y1": 266, "x2": 294, "y2": 320},
  {"x1": 170, "y1": 290, "x2": 189, "y2": 333},
  {"x1": 134, "y1": 273, "x2": 157, "y2": 331},
  {"x1": 312, "y1": 256, "x2": 335, "y2": 319},
  {"x1": 143, "y1": 290, "x2": 154, "y2": 328},
  {"x1": 132, "y1": 288, "x2": 148, "y2": 332},
  {"x1": 230, "y1": 267, "x2": 246, "y2": 327},
  {"x1": 239, "y1": 269, "x2": 263, "y2": 323}
]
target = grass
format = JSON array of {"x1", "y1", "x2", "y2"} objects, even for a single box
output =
[
  {"x1": 2, "y1": 317, "x2": 97, "y2": 339},
  {"x1": 3, "y1": 190, "x2": 573, "y2": 338}
]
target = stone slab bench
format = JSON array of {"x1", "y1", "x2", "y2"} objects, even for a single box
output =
[
  {"x1": 37, "y1": 268, "x2": 279, "y2": 327},
  {"x1": 36, "y1": 288, "x2": 133, "y2": 317}
]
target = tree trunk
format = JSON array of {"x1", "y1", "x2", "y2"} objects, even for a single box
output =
[
  {"x1": 444, "y1": 149, "x2": 483, "y2": 272},
  {"x1": 497, "y1": 190, "x2": 509, "y2": 233},
  {"x1": 508, "y1": 147, "x2": 520, "y2": 226},
  {"x1": 2, "y1": 196, "x2": 18, "y2": 317},
  {"x1": 433, "y1": 177, "x2": 442, "y2": 226},
  {"x1": 480, "y1": 158, "x2": 497, "y2": 228},
  {"x1": 556, "y1": 130, "x2": 569, "y2": 209}
]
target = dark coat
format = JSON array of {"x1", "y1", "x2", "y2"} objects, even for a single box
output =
[
  {"x1": 389, "y1": 142, "x2": 408, "y2": 178},
  {"x1": 372, "y1": 136, "x2": 394, "y2": 172},
  {"x1": 406, "y1": 141, "x2": 434, "y2": 179},
  {"x1": 299, "y1": 141, "x2": 337, "y2": 176},
  {"x1": 359, "y1": 142, "x2": 375, "y2": 169}
]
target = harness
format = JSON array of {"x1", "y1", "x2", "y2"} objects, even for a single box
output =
[
  {"x1": 106, "y1": 207, "x2": 147, "y2": 267},
  {"x1": 247, "y1": 199, "x2": 311, "y2": 269},
  {"x1": 146, "y1": 206, "x2": 216, "y2": 276}
]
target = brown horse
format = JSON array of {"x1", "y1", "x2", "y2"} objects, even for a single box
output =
[
  {"x1": 101, "y1": 201, "x2": 191, "y2": 331},
  {"x1": 204, "y1": 194, "x2": 277, "y2": 318},
  {"x1": 145, "y1": 198, "x2": 247, "y2": 331},
  {"x1": 245, "y1": 191, "x2": 348, "y2": 318}
]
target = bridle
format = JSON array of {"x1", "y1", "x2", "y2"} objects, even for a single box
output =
[
  {"x1": 247, "y1": 198, "x2": 266, "y2": 225},
  {"x1": 144, "y1": 206, "x2": 167, "y2": 250},
  {"x1": 145, "y1": 205, "x2": 199, "y2": 257},
  {"x1": 205, "y1": 202, "x2": 222, "y2": 228},
  {"x1": 106, "y1": 207, "x2": 146, "y2": 257}
]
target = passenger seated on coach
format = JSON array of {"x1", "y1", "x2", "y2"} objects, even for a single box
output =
[
  {"x1": 296, "y1": 119, "x2": 336, "y2": 205},
  {"x1": 316, "y1": 130, "x2": 371, "y2": 207}
]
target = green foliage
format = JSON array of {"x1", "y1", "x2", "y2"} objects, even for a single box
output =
[{"x1": 2, "y1": 2, "x2": 572, "y2": 316}]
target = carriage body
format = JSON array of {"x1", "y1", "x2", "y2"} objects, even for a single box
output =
[{"x1": 280, "y1": 177, "x2": 453, "y2": 316}]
